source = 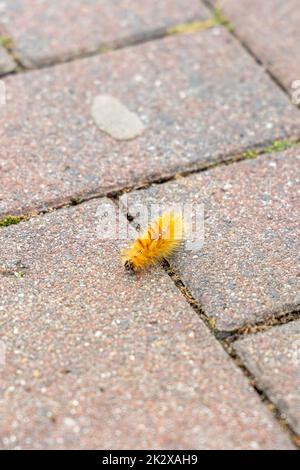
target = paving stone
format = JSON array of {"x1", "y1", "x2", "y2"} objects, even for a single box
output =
[
  {"x1": 234, "y1": 320, "x2": 300, "y2": 436},
  {"x1": 121, "y1": 148, "x2": 300, "y2": 331},
  {"x1": 1, "y1": 28, "x2": 300, "y2": 218},
  {"x1": 0, "y1": 199, "x2": 293, "y2": 449},
  {"x1": 0, "y1": 0, "x2": 209, "y2": 67},
  {"x1": 0, "y1": 46, "x2": 15, "y2": 74},
  {"x1": 206, "y1": 0, "x2": 300, "y2": 93}
]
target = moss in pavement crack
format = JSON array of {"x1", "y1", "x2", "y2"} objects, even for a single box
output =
[
  {"x1": 0, "y1": 35, "x2": 14, "y2": 52},
  {"x1": 0, "y1": 215, "x2": 23, "y2": 228},
  {"x1": 167, "y1": 18, "x2": 217, "y2": 36},
  {"x1": 213, "y1": 5, "x2": 235, "y2": 32},
  {"x1": 242, "y1": 139, "x2": 297, "y2": 160}
]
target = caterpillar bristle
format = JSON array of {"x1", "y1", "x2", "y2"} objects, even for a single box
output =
[{"x1": 122, "y1": 211, "x2": 185, "y2": 272}]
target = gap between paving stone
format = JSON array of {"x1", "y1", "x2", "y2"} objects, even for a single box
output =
[
  {"x1": 2, "y1": 27, "x2": 300, "y2": 218},
  {"x1": 2, "y1": 2, "x2": 296, "y2": 113},
  {"x1": 0, "y1": 13, "x2": 237, "y2": 78},
  {"x1": 118, "y1": 203, "x2": 300, "y2": 343},
  {"x1": 1, "y1": 134, "x2": 300, "y2": 304},
  {"x1": 0, "y1": 192, "x2": 297, "y2": 447},
  {"x1": 1, "y1": 3, "x2": 299, "y2": 446},
  {"x1": 0, "y1": 0, "x2": 289, "y2": 101},
  {"x1": 0, "y1": 0, "x2": 211, "y2": 70},
  {"x1": 231, "y1": 33, "x2": 289, "y2": 100},
  {"x1": 225, "y1": 340, "x2": 300, "y2": 447},
  {"x1": 0, "y1": 29, "x2": 176, "y2": 76},
  {"x1": 223, "y1": 309, "x2": 300, "y2": 344},
  {"x1": 1, "y1": 198, "x2": 295, "y2": 449},
  {"x1": 233, "y1": 320, "x2": 300, "y2": 440},
  {"x1": 1, "y1": 9, "x2": 300, "y2": 221},
  {"x1": 119, "y1": 148, "x2": 300, "y2": 332},
  {"x1": 164, "y1": 265, "x2": 300, "y2": 448},
  {"x1": 1, "y1": 138, "x2": 300, "y2": 226},
  {"x1": 124, "y1": 218, "x2": 300, "y2": 448},
  {"x1": 113, "y1": 198, "x2": 300, "y2": 448},
  {"x1": 202, "y1": 1, "x2": 299, "y2": 103}
]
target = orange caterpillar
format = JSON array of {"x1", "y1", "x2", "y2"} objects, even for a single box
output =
[{"x1": 122, "y1": 211, "x2": 185, "y2": 272}]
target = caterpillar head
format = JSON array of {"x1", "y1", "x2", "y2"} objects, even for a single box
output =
[{"x1": 124, "y1": 259, "x2": 136, "y2": 274}]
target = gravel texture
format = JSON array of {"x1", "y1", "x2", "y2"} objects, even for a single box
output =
[
  {"x1": 206, "y1": 0, "x2": 300, "y2": 92},
  {"x1": 121, "y1": 148, "x2": 300, "y2": 331},
  {"x1": 234, "y1": 320, "x2": 300, "y2": 435},
  {"x1": 1, "y1": 28, "x2": 300, "y2": 217},
  {"x1": 0, "y1": 0, "x2": 209, "y2": 67},
  {"x1": 0, "y1": 199, "x2": 293, "y2": 449}
]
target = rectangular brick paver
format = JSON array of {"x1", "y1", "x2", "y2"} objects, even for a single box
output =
[
  {"x1": 0, "y1": 46, "x2": 15, "y2": 75},
  {"x1": 0, "y1": 0, "x2": 209, "y2": 67},
  {"x1": 234, "y1": 320, "x2": 300, "y2": 436},
  {"x1": 1, "y1": 28, "x2": 300, "y2": 218},
  {"x1": 207, "y1": 0, "x2": 300, "y2": 92},
  {"x1": 0, "y1": 200, "x2": 293, "y2": 449},
  {"x1": 121, "y1": 148, "x2": 300, "y2": 332}
]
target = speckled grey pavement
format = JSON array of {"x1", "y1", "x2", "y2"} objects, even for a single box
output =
[
  {"x1": 0, "y1": 46, "x2": 15, "y2": 74},
  {"x1": 0, "y1": 200, "x2": 294, "y2": 449},
  {"x1": 1, "y1": 28, "x2": 300, "y2": 218},
  {"x1": 121, "y1": 148, "x2": 300, "y2": 332},
  {"x1": 206, "y1": 0, "x2": 300, "y2": 93},
  {"x1": 234, "y1": 320, "x2": 300, "y2": 436},
  {"x1": 0, "y1": 0, "x2": 209, "y2": 67},
  {"x1": 1, "y1": 0, "x2": 300, "y2": 450}
]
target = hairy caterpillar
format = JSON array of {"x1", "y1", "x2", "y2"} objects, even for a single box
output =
[{"x1": 122, "y1": 211, "x2": 185, "y2": 273}]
